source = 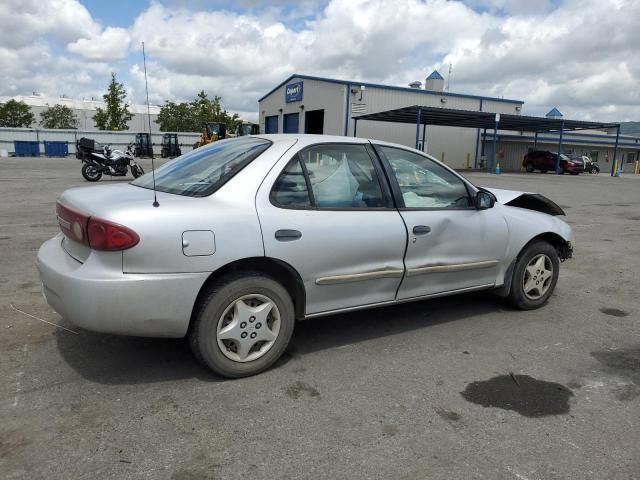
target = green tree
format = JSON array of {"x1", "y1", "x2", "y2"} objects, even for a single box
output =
[
  {"x1": 156, "y1": 91, "x2": 240, "y2": 132},
  {"x1": 155, "y1": 101, "x2": 197, "y2": 132},
  {"x1": 0, "y1": 100, "x2": 35, "y2": 127},
  {"x1": 39, "y1": 104, "x2": 79, "y2": 129},
  {"x1": 93, "y1": 72, "x2": 133, "y2": 130}
]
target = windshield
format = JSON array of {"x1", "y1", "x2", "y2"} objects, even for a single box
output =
[{"x1": 132, "y1": 137, "x2": 271, "y2": 197}]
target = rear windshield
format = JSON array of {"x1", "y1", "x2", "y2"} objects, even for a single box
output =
[{"x1": 132, "y1": 137, "x2": 271, "y2": 197}]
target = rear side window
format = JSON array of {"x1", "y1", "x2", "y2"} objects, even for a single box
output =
[
  {"x1": 132, "y1": 137, "x2": 271, "y2": 197},
  {"x1": 270, "y1": 158, "x2": 311, "y2": 207},
  {"x1": 271, "y1": 144, "x2": 387, "y2": 209}
]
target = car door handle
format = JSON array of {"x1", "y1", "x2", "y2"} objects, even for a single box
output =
[
  {"x1": 412, "y1": 225, "x2": 431, "y2": 235},
  {"x1": 275, "y1": 229, "x2": 302, "y2": 241}
]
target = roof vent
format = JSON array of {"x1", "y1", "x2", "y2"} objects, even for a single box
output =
[
  {"x1": 408, "y1": 81, "x2": 422, "y2": 89},
  {"x1": 545, "y1": 107, "x2": 563, "y2": 118},
  {"x1": 425, "y1": 70, "x2": 445, "y2": 92}
]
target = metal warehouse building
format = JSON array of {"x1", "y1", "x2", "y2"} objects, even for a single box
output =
[
  {"x1": 0, "y1": 94, "x2": 161, "y2": 132},
  {"x1": 259, "y1": 73, "x2": 640, "y2": 172}
]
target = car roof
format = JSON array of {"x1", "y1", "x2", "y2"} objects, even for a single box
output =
[{"x1": 254, "y1": 134, "x2": 418, "y2": 151}]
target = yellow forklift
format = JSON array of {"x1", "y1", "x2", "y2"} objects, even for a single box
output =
[{"x1": 193, "y1": 122, "x2": 227, "y2": 149}]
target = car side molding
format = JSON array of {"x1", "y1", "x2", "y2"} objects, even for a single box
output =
[{"x1": 406, "y1": 260, "x2": 499, "y2": 277}]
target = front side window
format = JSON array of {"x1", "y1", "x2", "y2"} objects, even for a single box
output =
[
  {"x1": 132, "y1": 137, "x2": 271, "y2": 197},
  {"x1": 379, "y1": 146, "x2": 472, "y2": 209},
  {"x1": 271, "y1": 144, "x2": 386, "y2": 209}
]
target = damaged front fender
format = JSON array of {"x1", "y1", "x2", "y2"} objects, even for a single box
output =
[{"x1": 485, "y1": 188, "x2": 566, "y2": 216}]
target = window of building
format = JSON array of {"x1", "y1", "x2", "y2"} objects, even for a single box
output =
[{"x1": 265, "y1": 115, "x2": 278, "y2": 134}]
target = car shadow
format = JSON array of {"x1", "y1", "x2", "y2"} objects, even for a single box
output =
[
  {"x1": 55, "y1": 292, "x2": 508, "y2": 385},
  {"x1": 289, "y1": 292, "x2": 506, "y2": 356}
]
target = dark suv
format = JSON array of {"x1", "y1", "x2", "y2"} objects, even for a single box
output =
[{"x1": 523, "y1": 151, "x2": 582, "y2": 175}]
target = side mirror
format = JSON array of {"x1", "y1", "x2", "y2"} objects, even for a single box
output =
[{"x1": 476, "y1": 190, "x2": 495, "y2": 210}]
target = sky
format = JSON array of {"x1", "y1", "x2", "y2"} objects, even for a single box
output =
[{"x1": 1, "y1": 0, "x2": 638, "y2": 123}]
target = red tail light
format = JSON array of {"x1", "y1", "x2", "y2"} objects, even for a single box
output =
[
  {"x1": 88, "y1": 217, "x2": 139, "y2": 251},
  {"x1": 56, "y1": 202, "x2": 90, "y2": 245},
  {"x1": 56, "y1": 201, "x2": 139, "y2": 251}
]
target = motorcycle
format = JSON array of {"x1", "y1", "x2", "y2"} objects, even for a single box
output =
[{"x1": 76, "y1": 137, "x2": 145, "y2": 182}]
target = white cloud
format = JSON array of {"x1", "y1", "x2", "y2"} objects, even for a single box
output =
[
  {"x1": 67, "y1": 27, "x2": 131, "y2": 60},
  {"x1": 0, "y1": 0, "x2": 97, "y2": 47},
  {"x1": 1, "y1": 0, "x2": 639, "y2": 122}
]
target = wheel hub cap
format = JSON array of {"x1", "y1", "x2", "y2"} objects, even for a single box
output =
[
  {"x1": 216, "y1": 294, "x2": 280, "y2": 363},
  {"x1": 523, "y1": 254, "x2": 553, "y2": 300}
]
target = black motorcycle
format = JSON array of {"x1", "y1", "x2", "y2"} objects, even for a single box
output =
[{"x1": 76, "y1": 137, "x2": 145, "y2": 182}]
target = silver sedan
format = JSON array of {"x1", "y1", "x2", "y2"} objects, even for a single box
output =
[{"x1": 38, "y1": 135, "x2": 574, "y2": 377}]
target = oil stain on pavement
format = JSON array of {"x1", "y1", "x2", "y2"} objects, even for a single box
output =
[
  {"x1": 600, "y1": 307, "x2": 630, "y2": 317},
  {"x1": 460, "y1": 374, "x2": 573, "y2": 417},
  {"x1": 285, "y1": 381, "x2": 320, "y2": 400},
  {"x1": 591, "y1": 347, "x2": 640, "y2": 401}
]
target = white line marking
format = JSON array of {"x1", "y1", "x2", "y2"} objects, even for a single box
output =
[{"x1": 9, "y1": 303, "x2": 79, "y2": 334}]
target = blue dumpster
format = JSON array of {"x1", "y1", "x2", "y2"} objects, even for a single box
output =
[
  {"x1": 14, "y1": 141, "x2": 40, "y2": 157},
  {"x1": 44, "y1": 141, "x2": 69, "y2": 157}
]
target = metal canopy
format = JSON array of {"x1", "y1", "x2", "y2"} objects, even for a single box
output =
[
  {"x1": 353, "y1": 105, "x2": 622, "y2": 176},
  {"x1": 352, "y1": 105, "x2": 619, "y2": 133}
]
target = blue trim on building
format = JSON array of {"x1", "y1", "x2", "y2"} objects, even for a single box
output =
[
  {"x1": 258, "y1": 73, "x2": 525, "y2": 105},
  {"x1": 426, "y1": 70, "x2": 444, "y2": 80},
  {"x1": 482, "y1": 133, "x2": 640, "y2": 148},
  {"x1": 543, "y1": 131, "x2": 640, "y2": 142}
]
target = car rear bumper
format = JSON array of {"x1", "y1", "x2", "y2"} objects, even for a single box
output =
[{"x1": 37, "y1": 234, "x2": 209, "y2": 338}]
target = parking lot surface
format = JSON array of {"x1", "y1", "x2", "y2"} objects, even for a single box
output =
[{"x1": 1, "y1": 157, "x2": 639, "y2": 480}]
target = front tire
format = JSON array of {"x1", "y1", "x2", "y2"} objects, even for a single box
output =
[
  {"x1": 525, "y1": 164, "x2": 534, "y2": 173},
  {"x1": 189, "y1": 272, "x2": 295, "y2": 378},
  {"x1": 81, "y1": 163, "x2": 102, "y2": 182},
  {"x1": 507, "y1": 241, "x2": 560, "y2": 310},
  {"x1": 131, "y1": 165, "x2": 144, "y2": 178}
]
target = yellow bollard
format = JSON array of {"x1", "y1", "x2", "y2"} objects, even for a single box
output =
[
  {"x1": 466, "y1": 152, "x2": 471, "y2": 169},
  {"x1": 613, "y1": 158, "x2": 619, "y2": 175},
  {"x1": 635, "y1": 160, "x2": 639, "y2": 175}
]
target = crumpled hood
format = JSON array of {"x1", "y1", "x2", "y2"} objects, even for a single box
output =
[{"x1": 484, "y1": 188, "x2": 566, "y2": 216}]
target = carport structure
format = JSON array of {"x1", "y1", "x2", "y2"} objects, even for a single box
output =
[{"x1": 353, "y1": 106, "x2": 622, "y2": 176}]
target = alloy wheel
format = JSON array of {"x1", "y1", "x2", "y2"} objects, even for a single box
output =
[
  {"x1": 522, "y1": 254, "x2": 554, "y2": 300},
  {"x1": 216, "y1": 294, "x2": 281, "y2": 363}
]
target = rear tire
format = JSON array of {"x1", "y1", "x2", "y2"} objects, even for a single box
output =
[
  {"x1": 189, "y1": 272, "x2": 295, "y2": 378},
  {"x1": 507, "y1": 241, "x2": 560, "y2": 310},
  {"x1": 81, "y1": 163, "x2": 102, "y2": 182},
  {"x1": 590, "y1": 166, "x2": 599, "y2": 174},
  {"x1": 525, "y1": 164, "x2": 534, "y2": 173}
]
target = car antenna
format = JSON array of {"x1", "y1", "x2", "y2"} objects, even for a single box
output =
[{"x1": 142, "y1": 41, "x2": 159, "y2": 207}]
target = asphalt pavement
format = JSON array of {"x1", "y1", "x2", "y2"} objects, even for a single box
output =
[{"x1": 1, "y1": 157, "x2": 639, "y2": 479}]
